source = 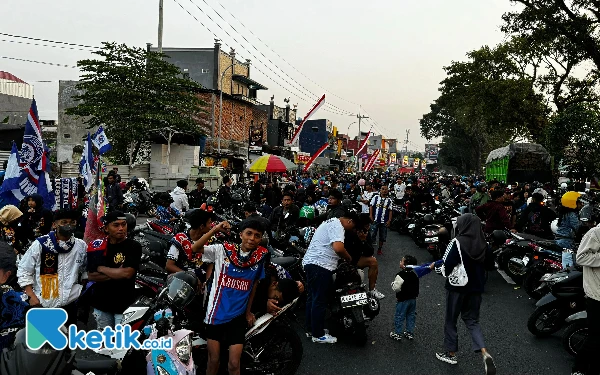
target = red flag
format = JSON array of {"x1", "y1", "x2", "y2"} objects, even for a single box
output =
[
  {"x1": 303, "y1": 142, "x2": 329, "y2": 172},
  {"x1": 288, "y1": 94, "x2": 326, "y2": 146},
  {"x1": 356, "y1": 130, "x2": 371, "y2": 155},
  {"x1": 364, "y1": 149, "x2": 380, "y2": 172},
  {"x1": 83, "y1": 158, "x2": 106, "y2": 244}
]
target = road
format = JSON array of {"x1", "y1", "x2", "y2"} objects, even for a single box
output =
[{"x1": 296, "y1": 229, "x2": 573, "y2": 375}]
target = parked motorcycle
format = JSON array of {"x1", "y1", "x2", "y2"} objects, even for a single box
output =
[
  {"x1": 526, "y1": 267, "x2": 585, "y2": 337},
  {"x1": 522, "y1": 242, "x2": 564, "y2": 300},
  {"x1": 562, "y1": 310, "x2": 588, "y2": 357},
  {"x1": 124, "y1": 177, "x2": 156, "y2": 217}
]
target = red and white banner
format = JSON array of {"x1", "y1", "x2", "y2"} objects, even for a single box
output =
[
  {"x1": 303, "y1": 142, "x2": 329, "y2": 171},
  {"x1": 287, "y1": 94, "x2": 326, "y2": 146},
  {"x1": 363, "y1": 149, "x2": 380, "y2": 172},
  {"x1": 356, "y1": 129, "x2": 371, "y2": 155}
]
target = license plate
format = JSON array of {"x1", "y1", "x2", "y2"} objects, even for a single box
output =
[
  {"x1": 340, "y1": 293, "x2": 368, "y2": 308},
  {"x1": 425, "y1": 237, "x2": 439, "y2": 243},
  {"x1": 523, "y1": 256, "x2": 529, "y2": 266}
]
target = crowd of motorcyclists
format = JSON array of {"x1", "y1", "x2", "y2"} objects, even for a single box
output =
[{"x1": 0, "y1": 167, "x2": 599, "y2": 375}]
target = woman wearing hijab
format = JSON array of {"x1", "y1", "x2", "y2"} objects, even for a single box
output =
[{"x1": 436, "y1": 214, "x2": 496, "y2": 375}]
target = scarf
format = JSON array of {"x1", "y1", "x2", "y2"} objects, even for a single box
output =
[
  {"x1": 223, "y1": 242, "x2": 268, "y2": 269},
  {"x1": 37, "y1": 231, "x2": 76, "y2": 300},
  {"x1": 455, "y1": 214, "x2": 487, "y2": 263},
  {"x1": 171, "y1": 232, "x2": 195, "y2": 260}
]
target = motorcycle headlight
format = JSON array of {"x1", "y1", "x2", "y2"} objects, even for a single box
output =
[
  {"x1": 425, "y1": 230, "x2": 438, "y2": 236},
  {"x1": 156, "y1": 366, "x2": 170, "y2": 375},
  {"x1": 176, "y1": 334, "x2": 192, "y2": 364}
]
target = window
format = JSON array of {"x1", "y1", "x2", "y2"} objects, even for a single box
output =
[
  {"x1": 201, "y1": 69, "x2": 210, "y2": 73},
  {"x1": 63, "y1": 133, "x2": 71, "y2": 139}
]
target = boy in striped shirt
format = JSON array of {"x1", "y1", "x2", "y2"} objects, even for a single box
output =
[{"x1": 370, "y1": 185, "x2": 393, "y2": 255}]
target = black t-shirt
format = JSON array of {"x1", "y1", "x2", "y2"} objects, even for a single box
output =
[{"x1": 88, "y1": 238, "x2": 142, "y2": 314}]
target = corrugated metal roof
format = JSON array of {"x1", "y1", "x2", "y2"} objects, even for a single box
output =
[
  {"x1": 0, "y1": 71, "x2": 26, "y2": 84},
  {"x1": 0, "y1": 71, "x2": 33, "y2": 99}
]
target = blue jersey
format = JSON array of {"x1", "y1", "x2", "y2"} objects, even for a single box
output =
[
  {"x1": 202, "y1": 243, "x2": 266, "y2": 325},
  {"x1": 370, "y1": 195, "x2": 392, "y2": 223}
]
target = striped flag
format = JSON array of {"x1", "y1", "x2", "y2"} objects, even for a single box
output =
[
  {"x1": 356, "y1": 128, "x2": 372, "y2": 155},
  {"x1": 364, "y1": 149, "x2": 380, "y2": 172},
  {"x1": 288, "y1": 94, "x2": 326, "y2": 146},
  {"x1": 303, "y1": 142, "x2": 329, "y2": 172},
  {"x1": 83, "y1": 158, "x2": 106, "y2": 244},
  {"x1": 79, "y1": 133, "x2": 94, "y2": 192}
]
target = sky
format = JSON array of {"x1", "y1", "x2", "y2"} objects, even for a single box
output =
[{"x1": 2, "y1": 0, "x2": 520, "y2": 152}]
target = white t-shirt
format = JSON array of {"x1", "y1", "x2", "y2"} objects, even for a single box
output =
[
  {"x1": 394, "y1": 183, "x2": 406, "y2": 199},
  {"x1": 302, "y1": 218, "x2": 345, "y2": 271},
  {"x1": 360, "y1": 191, "x2": 375, "y2": 214}
]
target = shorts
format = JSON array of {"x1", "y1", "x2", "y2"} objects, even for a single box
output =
[
  {"x1": 371, "y1": 222, "x2": 388, "y2": 242},
  {"x1": 205, "y1": 314, "x2": 247, "y2": 346}
]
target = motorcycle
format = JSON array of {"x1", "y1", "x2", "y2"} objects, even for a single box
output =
[
  {"x1": 124, "y1": 177, "x2": 156, "y2": 218},
  {"x1": 329, "y1": 261, "x2": 380, "y2": 346},
  {"x1": 526, "y1": 267, "x2": 585, "y2": 337},
  {"x1": 521, "y1": 242, "x2": 565, "y2": 300},
  {"x1": 562, "y1": 310, "x2": 588, "y2": 357}
]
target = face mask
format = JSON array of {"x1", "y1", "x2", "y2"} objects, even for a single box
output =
[{"x1": 57, "y1": 224, "x2": 76, "y2": 237}]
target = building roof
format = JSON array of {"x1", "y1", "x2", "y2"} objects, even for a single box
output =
[
  {"x1": 232, "y1": 75, "x2": 267, "y2": 90},
  {"x1": 0, "y1": 71, "x2": 27, "y2": 84}
]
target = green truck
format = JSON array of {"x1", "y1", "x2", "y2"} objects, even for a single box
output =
[{"x1": 485, "y1": 143, "x2": 552, "y2": 183}]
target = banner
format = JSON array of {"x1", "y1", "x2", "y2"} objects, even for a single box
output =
[
  {"x1": 389, "y1": 153, "x2": 397, "y2": 165},
  {"x1": 53, "y1": 178, "x2": 78, "y2": 211},
  {"x1": 249, "y1": 123, "x2": 263, "y2": 154},
  {"x1": 421, "y1": 159, "x2": 427, "y2": 169},
  {"x1": 425, "y1": 144, "x2": 439, "y2": 160},
  {"x1": 288, "y1": 94, "x2": 326, "y2": 145},
  {"x1": 303, "y1": 142, "x2": 329, "y2": 171},
  {"x1": 402, "y1": 155, "x2": 409, "y2": 167},
  {"x1": 413, "y1": 158, "x2": 420, "y2": 169}
]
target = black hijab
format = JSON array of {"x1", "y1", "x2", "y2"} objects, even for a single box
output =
[{"x1": 455, "y1": 214, "x2": 487, "y2": 263}]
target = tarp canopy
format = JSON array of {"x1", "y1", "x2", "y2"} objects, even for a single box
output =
[{"x1": 486, "y1": 143, "x2": 551, "y2": 165}]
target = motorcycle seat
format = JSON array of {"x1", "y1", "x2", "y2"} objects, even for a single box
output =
[
  {"x1": 533, "y1": 240, "x2": 565, "y2": 253},
  {"x1": 271, "y1": 256, "x2": 298, "y2": 268},
  {"x1": 143, "y1": 230, "x2": 174, "y2": 243},
  {"x1": 75, "y1": 358, "x2": 119, "y2": 372}
]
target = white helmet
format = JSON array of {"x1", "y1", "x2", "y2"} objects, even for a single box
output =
[
  {"x1": 551, "y1": 218, "x2": 559, "y2": 234},
  {"x1": 561, "y1": 182, "x2": 568, "y2": 189}
]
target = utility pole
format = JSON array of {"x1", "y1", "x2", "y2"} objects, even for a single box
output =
[
  {"x1": 158, "y1": 0, "x2": 164, "y2": 53},
  {"x1": 404, "y1": 129, "x2": 410, "y2": 153},
  {"x1": 356, "y1": 114, "x2": 369, "y2": 172}
]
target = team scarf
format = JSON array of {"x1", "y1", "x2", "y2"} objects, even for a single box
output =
[
  {"x1": 223, "y1": 242, "x2": 268, "y2": 269},
  {"x1": 171, "y1": 232, "x2": 194, "y2": 260},
  {"x1": 37, "y1": 231, "x2": 76, "y2": 300}
]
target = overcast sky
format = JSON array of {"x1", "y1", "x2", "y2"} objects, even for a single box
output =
[{"x1": 2, "y1": 0, "x2": 518, "y2": 151}]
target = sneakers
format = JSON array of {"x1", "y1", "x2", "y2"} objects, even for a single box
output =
[
  {"x1": 403, "y1": 332, "x2": 414, "y2": 340},
  {"x1": 571, "y1": 372, "x2": 585, "y2": 375},
  {"x1": 312, "y1": 333, "x2": 337, "y2": 344},
  {"x1": 436, "y1": 352, "x2": 458, "y2": 365},
  {"x1": 306, "y1": 329, "x2": 328, "y2": 338},
  {"x1": 370, "y1": 288, "x2": 385, "y2": 299},
  {"x1": 483, "y1": 352, "x2": 496, "y2": 375},
  {"x1": 389, "y1": 332, "x2": 402, "y2": 341}
]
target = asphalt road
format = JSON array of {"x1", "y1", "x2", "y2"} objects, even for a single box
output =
[{"x1": 295, "y1": 229, "x2": 573, "y2": 375}]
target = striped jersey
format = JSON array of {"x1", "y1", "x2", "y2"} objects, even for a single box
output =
[{"x1": 370, "y1": 195, "x2": 393, "y2": 223}]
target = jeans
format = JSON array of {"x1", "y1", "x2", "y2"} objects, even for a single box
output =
[
  {"x1": 370, "y1": 222, "x2": 388, "y2": 244},
  {"x1": 394, "y1": 299, "x2": 416, "y2": 334},
  {"x1": 573, "y1": 297, "x2": 600, "y2": 375},
  {"x1": 444, "y1": 291, "x2": 486, "y2": 353},
  {"x1": 305, "y1": 264, "x2": 333, "y2": 338},
  {"x1": 93, "y1": 309, "x2": 124, "y2": 330},
  {"x1": 562, "y1": 251, "x2": 575, "y2": 269}
]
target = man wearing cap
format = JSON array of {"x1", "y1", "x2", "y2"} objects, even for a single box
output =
[
  {"x1": 189, "y1": 178, "x2": 212, "y2": 208},
  {"x1": 87, "y1": 211, "x2": 142, "y2": 330}
]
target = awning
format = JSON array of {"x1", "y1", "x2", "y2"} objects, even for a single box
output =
[{"x1": 232, "y1": 75, "x2": 268, "y2": 90}]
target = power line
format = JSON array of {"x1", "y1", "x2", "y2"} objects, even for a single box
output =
[
  {"x1": 181, "y1": 0, "x2": 354, "y2": 116},
  {"x1": 0, "y1": 56, "x2": 77, "y2": 68},
  {"x1": 0, "y1": 32, "x2": 100, "y2": 50},
  {"x1": 196, "y1": 0, "x2": 356, "y2": 115},
  {"x1": 171, "y1": 0, "x2": 351, "y2": 117},
  {"x1": 0, "y1": 38, "x2": 96, "y2": 52},
  {"x1": 210, "y1": 0, "x2": 360, "y2": 108}
]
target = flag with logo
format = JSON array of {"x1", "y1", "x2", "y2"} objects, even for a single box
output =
[
  {"x1": 1, "y1": 99, "x2": 55, "y2": 210},
  {"x1": 79, "y1": 133, "x2": 94, "y2": 192},
  {"x1": 0, "y1": 142, "x2": 22, "y2": 207},
  {"x1": 92, "y1": 126, "x2": 112, "y2": 155}
]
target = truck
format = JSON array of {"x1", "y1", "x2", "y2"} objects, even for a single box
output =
[{"x1": 485, "y1": 143, "x2": 552, "y2": 184}]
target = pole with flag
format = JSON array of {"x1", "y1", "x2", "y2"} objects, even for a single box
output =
[
  {"x1": 303, "y1": 142, "x2": 329, "y2": 172},
  {"x1": 92, "y1": 126, "x2": 112, "y2": 155},
  {"x1": 84, "y1": 157, "x2": 106, "y2": 243},
  {"x1": 0, "y1": 142, "x2": 23, "y2": 206},
  {"x1": 287, "y1": 94, "x2": 326, "y2": 146},
  {"x1": 79, "y1": 133, "x2": 94, "y2": 192}
]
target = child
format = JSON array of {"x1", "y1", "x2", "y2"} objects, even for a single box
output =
[{"x1": 390, "y1": 255, "x2": 442, "y2": 340}]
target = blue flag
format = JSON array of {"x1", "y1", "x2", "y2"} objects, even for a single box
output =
[
  {"x1": 92, "y1": 126, "x2": 112, "y2": 155},
  {"x1": 79, "y1": 133, "x2": 94, "y2": 192},
  {"x1": 1, "y1": 99, "x2": 56, "y2": 210},
  {"x1": 0, "y1": 142, "x2": 23, "y2": 207}
]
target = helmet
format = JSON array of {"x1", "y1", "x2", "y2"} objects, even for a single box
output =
[
  {"x1": 200, "y1": 202, "x2": 214, "y2": 213},
  {"x1": 561, "y1": 191, "x2": 581, "y2": 209},
  {"x1": 163, "y1": 271, "x2": 198, "y2": 310},
  {"x1": 560, "y1": 182, "x2": 568, "y2": 189},
  {"x1": 423, "y1": 214, "x2": 434, "y2": 224},
  {"x1": 358, "y1": 179, "x2": 366, "y2": 186},
  {"x1": 207, "y1": 196, "x2": 218, "y2": 206},
  {"x1": 299, "y1": 205, "x2": 315, "y2": 220},
  {"x1": 342, "y1": 199, "x2": 353, "y2": 210},
  {"x1": 231, "y1": 193, "x2": 243, "y2": 202},
  {"x1": 124, "y1": 213, "x2": 136, "y2": 232}
]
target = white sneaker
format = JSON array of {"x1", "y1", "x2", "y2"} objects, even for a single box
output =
[
  {"x1": 312, "y1": 333, "x2": 337, "y2": 344},
  {"x1": 370, "y1": 288, "x2": 385, "y2": 299}
]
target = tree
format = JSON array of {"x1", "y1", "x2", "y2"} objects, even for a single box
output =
[
  {"x1": 410, "y1": 152, "x2": 424, "y2": 160},
  {"x1": 66, "y1": 43, "x2": 207, "y2": 165},
  {"x1": 420, "y1": 45, "x2": 550, "y2": 173},
  {"x1": 544, "y1": 103, "x2": 600, "y2": 178},
  {"x1": 503, "y1": 0, "x2": 600, "y2": 74}
]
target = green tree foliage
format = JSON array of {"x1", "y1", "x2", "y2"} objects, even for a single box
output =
[
  {"x1": 544, "y1": 103, "x2": 600, "y2": 178},
  {"x1": 420, "y1": 45, "x2": 550, "y2": 174},
  {"x1": 66, "y1": 42, "x2": 207, "y2": 165}
]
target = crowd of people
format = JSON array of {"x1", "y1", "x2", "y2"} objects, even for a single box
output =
[{"x1": 0, "y1": 165, "x2": 599, "y2": 375}]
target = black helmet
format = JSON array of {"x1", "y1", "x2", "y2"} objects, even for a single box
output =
[
  {"x1": 124, "y1": 213, "x2": 136, "y2": 231},
  {"x1": 163, "y1": 271, "x2": 198, "y2": 310},
  {"x1": 423, "y1": 214, "x2": 434, "y2": 224},
  {"x1": 207, "y1": 196, "x2": 218, "y2": 206},
  {"x1": 492, "y1": 230, "x2": 508, "y2": 245},
  {"x1": 342, "y1": 199, "x2": 353, "y2": 210},
  {"x1": 231, "y1": 193, "x2": 243, "y2": 202}
]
